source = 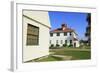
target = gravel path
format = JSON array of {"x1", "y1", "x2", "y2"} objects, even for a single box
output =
[{"x1": 52, "y1": 55, "x2": 72, "y2": 60}]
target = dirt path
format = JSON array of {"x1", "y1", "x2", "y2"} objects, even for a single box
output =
[{"x1": 52, "y1": 55, "x2": 72, "y2": 60}]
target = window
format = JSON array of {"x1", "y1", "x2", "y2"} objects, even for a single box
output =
[
  {"x1": 57, "y1": 33, "x2": 60, "y2": 36},
  {"x1": 65, "y1": 40, "x2": 67, "y2": 44},
  {"x1": 61, "y1": 40, "x2": 63, "y2": 44},
  {"x1": 56, "y1": 40, "x2": 58, "y2": 44},
  {"x1": 70, "y1": 32, "x2": 72, "y2": 36},
  {"x1": 70, "y1": 40, "x2": 72, "y2": 45},
  {"x1": 50, "y1": 40, "x2": 51, "y2": 44},
  {"x1": 26, "y1": 24, "x2": 39, "y2": 45},
  {"x1": 64, "y1": 32, "x2": 67, "y2": 36},
  {"x1": 50, "y1": 33, "x2": 53, "y2": 37}
]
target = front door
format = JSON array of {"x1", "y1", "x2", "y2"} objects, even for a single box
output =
[{"x1": 74, "y1": 43, "x2": 76, "y2": 47}]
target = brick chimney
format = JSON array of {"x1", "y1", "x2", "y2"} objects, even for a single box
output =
[{"x1": 61, "y1": 24, "x2": 67, "y2": 30}]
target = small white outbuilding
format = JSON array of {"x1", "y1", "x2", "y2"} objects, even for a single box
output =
[{"x1": 23, "y1": 10, "x2": 51, "y2": 62}]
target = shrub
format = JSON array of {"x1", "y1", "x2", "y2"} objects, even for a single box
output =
[
  {"x1": 51, "y1": 44, "x2": 54, "y2": 47},
  {"x1": 68, "y1": 44, "x2": 73, "y2": 47},
  {"x1": 56, "y1": 44, "x2": 60, "y2": 47},
  {"x1": 49, "y1": 44, "x2": 54, "y2": 49},
  {"x1": 63, "y1": 44, "x2": 67, "y2": 47},
  {"x1": 49, "y1": 44, "x2": 61, "y2": 49}
]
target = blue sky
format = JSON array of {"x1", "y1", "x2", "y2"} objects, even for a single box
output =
[{"x1": 48, "y1": 11, "x2": 88, "y2": 40}]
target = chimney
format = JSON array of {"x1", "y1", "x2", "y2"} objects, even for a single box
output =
[{"x1": 61, "y1": 24, "x2": 67, "y2": 30}]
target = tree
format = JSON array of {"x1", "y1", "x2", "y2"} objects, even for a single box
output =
[{"x1": 85, "y1": 13, "x2": 91, "y2": 45}]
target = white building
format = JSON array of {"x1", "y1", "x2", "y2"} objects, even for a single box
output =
[
  {"x1": 49, "y1": 24, "x2": 80, "y2": 48},
  {"x1": 23, "y1": 10, "x2": 51, "y2": 62}
]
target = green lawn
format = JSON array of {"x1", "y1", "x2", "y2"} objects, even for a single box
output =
[
  {"x1": 52, "y1": 50, "x2": 91, "y2": 60},
  {"x1": 50, "y1": 47, "x2": 91, "y2": 59},
  {"x1": 32, "y1": 47, "x2": 91, "y2": 62}
]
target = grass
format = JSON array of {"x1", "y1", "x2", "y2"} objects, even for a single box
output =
[
  {"x1": 50, "y1": 47, "x2": 91, "y2": 60},
  {"x1": 26, "y1": 46, "x2": 91, "y2": 62},
  {"x1": 53, "y1": 51, "x2": 91, "y2": 60}
]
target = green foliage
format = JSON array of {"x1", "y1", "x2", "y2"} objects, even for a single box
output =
[
  {"x1": 49, "y1": 44, "x2": 60, "y2": 49},
  {"x1": 56, "y1": 44, "x2": 60, "y2": 47},
  {"x1": 49, "y1": 44, "x2": 54, "y2": 49},
  {"x1": 63, "y1": 44, "x2": 67, "y2": 47},
  {"x1": 79, "y1": 44, "x2": 90, "y2": 49},
  {"x1": 51, "y1": 44, "x2": 54, "y2": 47},
  {"x1": 68, "y1": 44, "x2": 73, "y2": 47}
]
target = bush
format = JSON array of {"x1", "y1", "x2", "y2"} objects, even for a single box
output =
[
  {"x1": 56, "y1": 44, "x2": 60, "y2": 47},
  {"x1": 51, "y1": 44, "x2": 54, "y2": 47},
  {"x1": 63, "y1": 44, "x2": 67, "y2": 47},
  {"x1": 49, "y1": 44, "x2": 61, "y2": 49},
  {"x1": 68, "y1": 44, "x2": 73, "y2": 47},
  {"x1": 49, "y1": 44, "x2": 54, "y2": 49}
]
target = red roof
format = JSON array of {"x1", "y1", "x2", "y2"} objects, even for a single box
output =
[
  {"x1": 50, "y1": 24, "x2": 74, "y2": 33},
  {"x1": 50, "y1": 28, "x2": 74, "y2": 33}
]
